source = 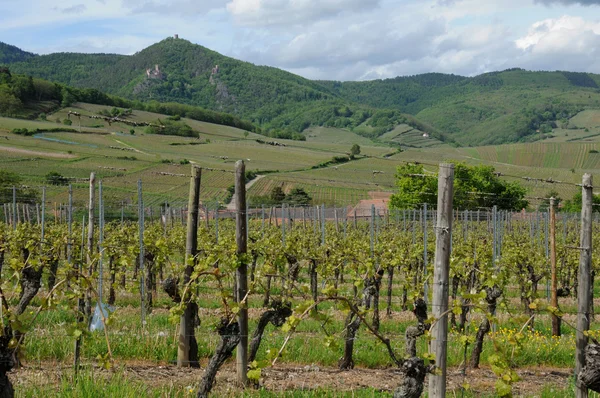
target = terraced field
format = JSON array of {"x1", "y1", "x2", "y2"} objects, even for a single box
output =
[
  {"x1": 4, "y1": 103, "x2": 600, "y2": 207},
  {"x1": 377, "y1": 124, "x2": 446, "y2": 148}
]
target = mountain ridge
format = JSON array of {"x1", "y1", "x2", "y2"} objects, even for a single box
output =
[{"x1": 4, "y1": 38, "x2": 600, "y2": 146}]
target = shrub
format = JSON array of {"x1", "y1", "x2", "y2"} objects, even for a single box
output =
[{"x1": 45, "y1": 171, "x2": 68, "y2": 186}]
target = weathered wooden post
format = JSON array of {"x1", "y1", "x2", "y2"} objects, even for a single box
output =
[
  {"x1": 235, "y1": 160, "x2": 249, "y2": 386},
  {"x1": 87, "y1": 173, "x2": 96, "y2": 270},
  {"x1": 576, "y1": 174, "x2": 593, "y2": 398},
  {"x1": 550, "y1": 197, "x2": 560, "y2": 336},
  {"x1": 178, "y1": 166, "x2": 201, "y2": 367},
  {"x1": 429, "y1": 163, "x2": 454, "y2": 398}
]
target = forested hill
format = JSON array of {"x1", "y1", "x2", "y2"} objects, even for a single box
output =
[
  {"x1": 320, "y1": 69, "x2": 600, "y2": 144},
  {"x1": 5, "y1": 37, "x2": 600, "y2": 145},
  {"x1": 3, "y1": 38, "x2": 338, "y2": 123},
  {"x1": 0, "y1": 42, "x2": 36, "y2": 64}
]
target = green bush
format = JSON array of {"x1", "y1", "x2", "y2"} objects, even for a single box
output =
[{"x1": 45, "y1": 171, "x2": 68, "y2": 186}]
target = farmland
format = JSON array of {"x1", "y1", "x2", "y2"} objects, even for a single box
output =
[
  {"x1": 0, "y1": 206, "x2": 599, "y2": 397},
  {"x1": 5, "y1": 102, "x2": 600, "y2": 210},
  {"x1": 3, "y1": 102, "x2": 600, "y2": 397}
]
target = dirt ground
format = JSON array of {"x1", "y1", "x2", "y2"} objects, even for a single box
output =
[
  {"x1": 9, "y1": 360, "x2": 573, "y2": 397},
  {"x1": 0, "y1": 145, "x2": 76, "y2": 159}
]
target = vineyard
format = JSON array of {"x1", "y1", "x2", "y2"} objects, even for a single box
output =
[{"x1": 0, "y1": 164, "x2": 598, "y2": 397}]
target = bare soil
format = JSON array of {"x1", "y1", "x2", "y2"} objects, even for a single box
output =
[
  {"x1": 0, "y1": 145, "x2": 76, "y2": 159},
  {"x1": 9, "y1": 360, "x2": 572, "y2": 397}
]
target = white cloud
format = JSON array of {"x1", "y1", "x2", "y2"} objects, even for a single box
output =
[
  {"x1": 512, "y1": 15, "x2": 600, "y2": 71},
  {"x1": 535, "y1": 0, "x2": 600, "y2": 5},
  {"x1": 0, "y1": 0, "x2": 124, "y2": 31},
  {"x1": 5, "y1": 0, "x2": 600, "y2": 80},
  {"x1": 516, "y1": 15, "x2": 600, "y2": 52},
  {"x1": 122, "y1": 0, "x2": 229, "y2": 16},
  {"x1": 39, "y1": 34, "x2": 158, "y2": 55},
  {"x1": 57, "y1": 4, "x2": 87, "y2": 14},
  {"x1": 226, "y1": 0, "x2": 381, "y2": 26}
]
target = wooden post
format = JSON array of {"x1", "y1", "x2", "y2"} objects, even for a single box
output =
[
  {"x1": 11, "y1": 187, "x2": 15, "y2": 229},
  {"x1": 178, "y1": 166, "x2": 201, "y2": 367},
  {"x1": 87, "y1": 173, "x2": 96, "y2": 273},
  {"x1": 334, "y1": 208, "x2": 339, "y2": 233},
  {"x1": 576, "y1": 174, "x2": 592, "y2": 398},
  {"x1": 428, "y1": 163, "x2": 454, "y2": 398},
  {"x1": 235, "y1": 160, "x2": 248, "y2": 386},
  {"x1": 550, "y1": 197, "x2": 560, "y2": 337},
  {"x1": 204, "y1": 205, "x2": 209, "y2": 230},
  {"x1": 302, "y1": 207, "x2": 306, "y2": 228},
  {"x1": 74, "y1": 214, "x2": 86, "y2": 372}
]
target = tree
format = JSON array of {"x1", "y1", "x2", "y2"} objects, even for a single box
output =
[
  {"x1": 145, "y1": 119, "x2": 197, "y2": 138},
  {"x1": 0, "y1": 170, "x2": 37, "y2": 204},
  {"x1": 538, "y1": 190, "x2": 561, "y2": 211},
  {"x1": 389, "y1": 162, "x2": 528, "y2": 210},
  {"x1": 350, "y1": 144, "x2": 361, "y2": 156},
  {"x1": 45, "y1": 171, "x2": 68, "y2": 186},
  {"x1": 60, "y1": 87, "x2": 76, "y2": 107},
  {"x1": 389, "y1": 163, "x2": 436, "y2": 209},
  {"x1": 561, "y1": 191, "x2": 600, "y2": 213},
  {"x1": 0, "y1": 86, "x2": 22, "y2": 116},
  {"x1": 284, "y1": 188, "x2": 312, "y2": 206},
  {"x1": 270, "y1": 186, "x2": 285, "y2": 203}
]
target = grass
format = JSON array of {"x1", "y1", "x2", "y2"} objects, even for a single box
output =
[
  {"x1": 0, "y1": 218, "x2": 595, "y2": 397},
  {"x1": 377, "y1": 124, "x2": 446, "y2": 148},
  {"x1": 5, "y1": 101, "x2": 600, "y2": 207}
]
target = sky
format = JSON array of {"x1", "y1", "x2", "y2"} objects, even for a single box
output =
[{"x1": 3, "y1": 0, "x2": 600, "y2": 81}]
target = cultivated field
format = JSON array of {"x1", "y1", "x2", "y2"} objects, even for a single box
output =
[{"x1": 2, "y1": 103, "x2": 600, "y2": 208}]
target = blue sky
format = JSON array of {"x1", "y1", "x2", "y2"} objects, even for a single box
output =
[{"x1": 3, "y1": 0, "x2": 600, "y2": 80}]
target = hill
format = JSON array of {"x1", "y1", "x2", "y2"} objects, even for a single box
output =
[
  {"x1": 3, "y1": 38, "x2": 443, "y2": 143},
  {"x1": 0, "y1": 68, "x2": 256, "y2": 133},
  {"x1": 2, "y1": 38, "x2": 340, "y2": 124},
  {"x1": 0, "y1": 100, "x2": 597, "y2": 211},
  {"x1": 0, "y1": 42, "x2": 36, "y2": 64},
  {"x1": 5, "y1": 39, "x2": 600, "y2": 146}
]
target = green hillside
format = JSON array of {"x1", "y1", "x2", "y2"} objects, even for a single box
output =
[
  {"x1": 3, "y1": 38, "x2": 338, "y2": 124},
  {"x1": 0, "y1": 42, "x2": 36, "y2": 64},
  {"x1": 0, "y1": 67, "x2": 256, "y2": 133},
  {"x1": 4, "y1": 38, "x2": 436, "y2": 142},
  {"x1": 0, "y1": 100, "x2": 599, "y2": 208},
  {"x1": 6, "y1": 39, "x2": 600, "y2": 146},
  {"x1": 322, "y1": 69, "x2": 600, "y2": 145}
]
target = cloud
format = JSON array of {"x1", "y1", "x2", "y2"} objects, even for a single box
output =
[
  {"x1": 534, "y1": 0, "x2": 600, "y2": 5},
  {"x1": 58, "y1": 4, "x2": 87, "y2": 14},
  {"x1": 516, "y1": 15, "x2": 600, "y2": 52},
  {"x1": 6, "y1": 0, "x2": 600, "y2": 81},
  {"x1": 122, "y1": 0, "x2": 228, "y2": 16},
  {"x1": 513, "y1": 15, "x2": 600, "y2": 71},
  {"x1": 231, "y1": 1, "x2": 519, "y2": 80},
  {"x1": 42, "y1": 34, "x2": 158, "y2": 55},
  {"x1": 226, "y1": 0, "x2": 381, "y2": 26}
]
